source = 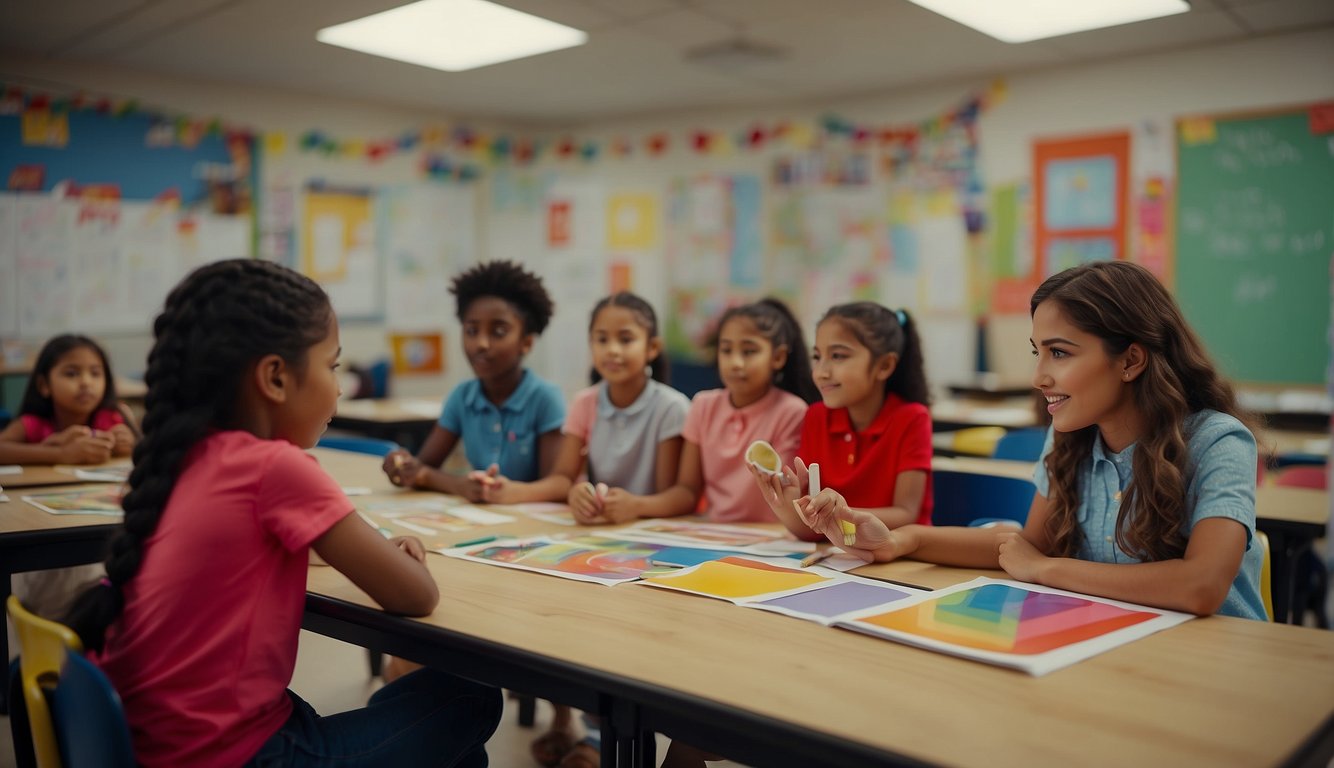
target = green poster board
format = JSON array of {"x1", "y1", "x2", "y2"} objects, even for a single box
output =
[{"x1": 1175, "y1": 107, "x2": 1333, "y2": 384}]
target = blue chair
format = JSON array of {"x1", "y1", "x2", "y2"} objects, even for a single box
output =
[
  {"x1": 316, "y1": 436, "x2": 399, "y2": 457},
  {"x1": 1273, "y1": 453, "x2": 1326, "y2": 469},
  {"x1": 8, "y1": 595, "x2": 135, "y2": 768},
  {"x1": 367, "y1": 359, "x2": 391, "y2": 398},
  {"x1": 932, "y1": 470, "x2": 1035, "y2": 528},
  {"x1": 992, "y1": 427, "x2": 1047, "y2": 462}
]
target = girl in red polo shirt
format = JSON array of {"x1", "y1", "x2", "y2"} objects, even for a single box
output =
[{"x1": 754, "y1": 302, "x2": 933, "y2": 540}]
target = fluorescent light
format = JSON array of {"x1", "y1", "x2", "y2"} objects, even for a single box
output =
[
  {"x1": 316, "y1": 0, "x2": 588, "y2": 72},
  {"x1": 906, "y1": 0, "x2": 1190, "y2": 43}
]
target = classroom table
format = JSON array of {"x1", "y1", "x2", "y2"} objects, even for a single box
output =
[
  {"x1": 930, "y1": 397, "x2": 1039, "y2": 431},
  {"x1": 302, "y1": 452, "x2": 1334, "y2": 767},
  {"x1": 0, "y1": 461, "x2": 130, "y2": 488},
  {"x1": 330, "y1": 396, "x2": 441, "y2": 450}
]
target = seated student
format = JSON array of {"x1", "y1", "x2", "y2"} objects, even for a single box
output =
[
  {"x1": 1, "y1": 334, "x2": 139, "y2": 645},
  {"x1": 665, "y1": 298, "x2": 817, "y2": 523},
  {"x1": 383, "y1": 260, "x2": 565, "y2": 499},
  {"x1": 752, "y1": 303, "x2": 933, "y2": 540},
  {"x1": 798, "y1": 261, "x2": 1267, "y2": 619},
  {"x1": 483, "y1": 292, "x2": 689, "y2": 768},
  {"x1": 64, "y1": 259, "x2": 501, "y2": 767},
  {"x1": 0, "y1": 334, "x2": 137, "y2": 465}
]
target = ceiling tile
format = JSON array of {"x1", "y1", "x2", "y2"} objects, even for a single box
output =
[
  {"x1": 1228, "y1": 0, "x2": 1334, "y2": 30},
  {"x1": 1041, "y1": 8, "x2": 1245, "y2": 59},
  {"x1": 0, "y1": 0, "x2": 145, "y2": 55}
]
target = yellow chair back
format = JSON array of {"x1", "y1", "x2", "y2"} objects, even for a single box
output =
[
  {"x1": 8, "y1": 594, "x2": 83, "y2": 768},
  {"x1": 951, "y1": 426, "x2": 1008, "y2": 457},
  {"x1": 1255, "y1": 530, "x2": 1273, "y2": 622}
]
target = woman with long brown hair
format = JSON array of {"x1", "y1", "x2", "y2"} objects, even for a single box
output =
[{"x1": 796, "y1": 261, "x2": 1267, "y2": 619}]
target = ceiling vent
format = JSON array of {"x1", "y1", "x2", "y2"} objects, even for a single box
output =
[{"x1": 685, "y1": 37, "x2": 787, "y2": 71}]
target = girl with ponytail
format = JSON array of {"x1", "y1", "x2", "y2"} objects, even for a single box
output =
[
  {"x1": 752, "y1": 302, "x2": 934, "y2": 540},
  {"x1": 65, "y1": 259, "x2": 500, "y2": 767}
]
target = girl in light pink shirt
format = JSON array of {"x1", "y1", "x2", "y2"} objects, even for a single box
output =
[{"x1": 669, "y1": 298, "x2": 818, "y2": 523}]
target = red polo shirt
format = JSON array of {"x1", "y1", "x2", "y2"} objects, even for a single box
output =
[{"x1": 797, "y1": 393, "x2": 933, "y2": 524}]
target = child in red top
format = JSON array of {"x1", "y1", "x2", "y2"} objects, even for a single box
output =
[
  {"x1": 753, "y1": 303, "x2": 933, "y2": 540},
  {"x1": 63, "y1": 260, "x2": 500, "y2": 768},
  {"x1": 0, "y1": 334, "x2": 136, "y2": 465}
]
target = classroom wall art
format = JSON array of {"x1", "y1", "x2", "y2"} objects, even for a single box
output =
[{"x1": 1032, "y1": 132, "x2": 1129, "y2": 279}]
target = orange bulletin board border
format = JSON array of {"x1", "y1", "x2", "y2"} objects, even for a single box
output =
[{"x1": 1033, "y1": 132, "x2": 1129, "y2": 279}]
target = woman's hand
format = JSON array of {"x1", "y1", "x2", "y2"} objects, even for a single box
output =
[{"x1": 997, "y1": 531, "x2": 1049, "y2": 583}]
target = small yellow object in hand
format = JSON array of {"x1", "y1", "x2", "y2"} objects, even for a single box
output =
[
  {"x1": 745, "y1": 440, "x2": 782, "y2": 474},
  {"x1": 840, "y1": 519, "x2": 857, "y2": 546}
]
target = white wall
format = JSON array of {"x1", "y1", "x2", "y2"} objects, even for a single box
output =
[{"x1": 5, "y1": 27, "x2": 1333, "y2": 398}]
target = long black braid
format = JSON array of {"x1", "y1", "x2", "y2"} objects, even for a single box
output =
[{"x1": 64, "y1": 259, "x2": 331, "y2": 651}]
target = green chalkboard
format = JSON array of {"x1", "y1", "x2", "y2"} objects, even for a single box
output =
[{"x1": 1176, "y1": 108, "x2": 1333, "y2": 385}]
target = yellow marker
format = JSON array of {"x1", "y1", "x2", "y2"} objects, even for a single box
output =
[
  {"x1": 800, "y1": 549, "x2": 838, "y2": 568},
  {"x1": 840, "y1": 520, "x2": 856, "y2": 546}
]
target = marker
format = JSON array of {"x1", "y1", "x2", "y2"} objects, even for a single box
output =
[
  {"x1": 808, "y1": 463, "x2": 821, "y2": 496},
  {"x1": 799, "y1": 549, "x2": 839, "y2": 568},
  {"x1": 839, "y1": 519, "x2": 857, "y2": 546},
  {"x1": 648, "y1": 559, "x2": 686, "y2": 569},
  {"x1": 454, "y1": 534, "x2": 499, "y2": 548}
]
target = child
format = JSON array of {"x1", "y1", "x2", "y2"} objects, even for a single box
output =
[
  {"x1": 382, "y1": 260, "x2": 565, "y2": 500},
  {"x1": 496, "y1": 292, "x2": 689, "y2": 768},
  {"x1": 482, "y1": 291, "x2": 690, "y2": 521},
  {"x1": 799, "y1": 261, "x2": 1267, "y2": 619},
  {"x1": 753, "y1": 302, "x2": 933, "y2": 540},
  {"x1": 62, "y1": 259, "x2": 501, "y2": 767},
  {"x1": 0, "y1": 334, "x2": 137, "y2": 465},
  {"x1": 667, "y1": 298, "x2": 817, "y2": 522}
]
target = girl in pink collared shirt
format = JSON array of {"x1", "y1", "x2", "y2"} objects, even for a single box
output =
[{"x1": 667, "y1": 298, "x2": 818, "y2": 522}]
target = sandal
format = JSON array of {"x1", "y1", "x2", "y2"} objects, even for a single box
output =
[
  {"x1": 530, "y1": 728, "x2": 577, "y2": 768},
  {"x1": 557, "y1": 740, "x2": 600, "y2": 768}
]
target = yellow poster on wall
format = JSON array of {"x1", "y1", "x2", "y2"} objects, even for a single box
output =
[
  {"x1": 606, "y1": 193, "x2": 658, "y2": 250},
  {"x1": 302, "y1": 189, "x2": 371, "y2": 283}
]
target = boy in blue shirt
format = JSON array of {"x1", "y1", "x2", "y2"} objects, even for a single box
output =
[{"x1": 383, "y1": 260, "x2": 565, "y2": 500}]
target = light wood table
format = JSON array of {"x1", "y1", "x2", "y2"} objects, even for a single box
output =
[
  {"x1": 329, "y1": 397, "x2": 441, "y2": 450},
  {"x1": 931, "y1": 397, "x2": 1040, "y2": 431},
  {"x1": 303, "y1": 450, "x2": 1334, "y2": 768},
  {"x1": 0, "y1": 460, "x2": 130, "y2": 488}
]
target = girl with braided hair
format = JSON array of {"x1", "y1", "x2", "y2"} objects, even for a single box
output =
[
  {"x1": 797, "y1": 262, "x2": 1266, "y2": 619},
  {"x1": 64, "y1": 259, "x2": 501, "y2": 767}
]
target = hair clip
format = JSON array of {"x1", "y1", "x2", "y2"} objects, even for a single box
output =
[{"x1": 895, "y1": 309, "x2": 907, "y2": 326}]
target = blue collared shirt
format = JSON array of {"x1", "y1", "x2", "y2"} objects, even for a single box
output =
[
  {"x1": 1034, "y1": 410, "x2": 1266, "y2": 620},
  {"x1": 439, "y1": 369, "x2": 565, "y2": 481}
]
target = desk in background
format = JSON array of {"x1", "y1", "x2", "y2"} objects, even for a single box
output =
[
  {"x1": 330, "y1": 397, "x2": 441, "y2": 451},
  {"x1": 931, "y1": 396, "x2": 1039, "y2": 432},
  {"x1": 305, "y1": 453, "x2": 1334, "y2": 768}
]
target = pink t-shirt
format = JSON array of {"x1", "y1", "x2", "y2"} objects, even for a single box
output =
[
  {"x1": 682, "y1": 387, "x2": 808, "y2": 523},
  {"x1": 21, "y1": 409, "x2": 124, "y2": 442},
  {"x1": 94, "y1": 430, "x2": 352, "y2": 768}
]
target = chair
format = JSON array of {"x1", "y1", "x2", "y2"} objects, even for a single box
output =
[
  {"x1": 931, "y1": 470, "x2": 1035, "y2": 528},
  {"x1": 1256, "y1": 530, "x2": 1274, "y2": 622},
  {"x1": 948, "y1": 426, "x2": 1008, "y2": 457},
  {"x1": 7, "y1": 595, "x2": 136, "y2": 768},
  {"x1": 315, "y1": 436, "x2": 399, "y2": 457},
  {"x1": 1274, "y1": 467, "x2": 1330, "y2": 628},
  {"x1": 992, "y1": 427, "x2": 1047, "y2": 462},
  {"x1": 1273, "y1": 452, "x2": 1328, "y2": 469}
]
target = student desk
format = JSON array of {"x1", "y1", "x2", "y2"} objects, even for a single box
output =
[
  {"x1": 931, "y1": 397, "x2": 1039, "y2": 431},
  {"x1": 0, "y1": 462, "x2": 129, "y2": 488},
  {"x1": 330, "y1": 397, "x2": 440, "y2": 451}
]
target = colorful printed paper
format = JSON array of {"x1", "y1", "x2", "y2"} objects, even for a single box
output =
[
  {"x1": 641, "y1": 556, "x2": 833, "y2": 600},
  {"x1": 366, "y1": 499, "x2": 514, "y2": 538},
  {"x1": 23, "y1": 487, "x2": 124, "y2": 516},
  {"x1": 601, "y1": 520, "x2": 814, "y2": 555},
  {"x1": 836, "y1": 578, "x2": 1192, "y2": 676},
  {"x1": 749, "y1": 580, "x2": 918, "y2": 625},
  {"x1": 441, "y1": 536, "x2": 671, "y2": 586}
]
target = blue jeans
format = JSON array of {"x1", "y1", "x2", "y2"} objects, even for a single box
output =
[{"x1": 245, "y1": 667, "x2": 501, "y2": 767}]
